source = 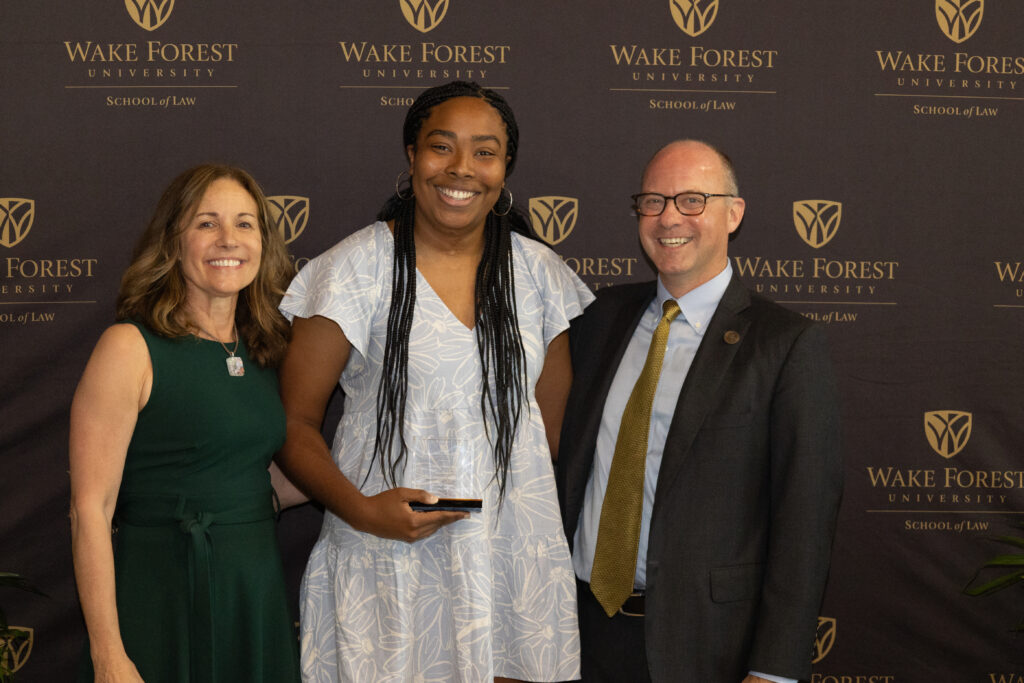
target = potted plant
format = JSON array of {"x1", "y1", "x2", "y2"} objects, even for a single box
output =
[{"x1": 963, "y1": 520, "x2": 1024, "y2": 632}]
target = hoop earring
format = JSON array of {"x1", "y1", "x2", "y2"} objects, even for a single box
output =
[
  {"x1": 492, "y1": 186, "x2": 513, "y2": 216},
  {"x1": 395, "y1": 170, "x2": 413, "y2": 200}
]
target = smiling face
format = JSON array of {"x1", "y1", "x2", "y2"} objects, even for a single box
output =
[
  {"x1": 178, "y1": 177, "x2": 263, "y2": 309},
  {"x1": 637, "y1": 141, "x2": 745, "y2": 298},
  {"x1": 406, "y1": 95, "x2": 509, "y2": 239}
]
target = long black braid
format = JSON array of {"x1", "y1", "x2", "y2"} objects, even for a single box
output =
[{"x1": 372, "y1": 81, "x2": 534, "y2": 504}]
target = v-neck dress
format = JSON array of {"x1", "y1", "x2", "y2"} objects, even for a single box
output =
[{"x1": 281, "y1": 221, "x2": 593, "y2": 682}]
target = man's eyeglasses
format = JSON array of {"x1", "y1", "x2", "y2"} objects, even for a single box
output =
[{"x1": 631, "y1": 191, "x2": 735, "y2": 217}]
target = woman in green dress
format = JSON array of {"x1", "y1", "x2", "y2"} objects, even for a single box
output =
[{"x1": 69, "y1": 164, "x2": 302, "y2": 682}]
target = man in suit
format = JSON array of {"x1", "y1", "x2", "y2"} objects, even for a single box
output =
[{"x1": 557, "y1": 140, "x2": 842, "y2": 682}]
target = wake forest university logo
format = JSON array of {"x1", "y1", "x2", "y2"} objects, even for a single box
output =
[
  {"x1": 924, "y1": 410, "x2": 973, "y2": 459},
  {"x1": 266, "y1": 196, "x2": 309, "y2": 246},
  {"x1": 935, "y1": 0, "x2": 984, "y2": 44},
  {"x1": 670, "y1": 0, "x2": 720, "y2": 37},
  {"x1": 401, "y1": 0, "x2": 449, "y2": 34},
  {"x1": 528, "y1": 196, "x2": 579, "y2": 246},
  {"x1": 64, "y1": 0, "x2": 237, "y2": 102},
  {"x1": 0, "y1": 626, "x2": 33, "y2": 674},
  {"x1": 124, "y1": 0, "x2": 176, "y2": 32},
  {"x1": 0, "y1": 199, "x2": 34, "y2": 249},
  {"x1": 812, "y1": 617, "x2": 837, "y2": 664},
  {"x1": 793, "y1": 200, "x2": 842, "y2": 249}
]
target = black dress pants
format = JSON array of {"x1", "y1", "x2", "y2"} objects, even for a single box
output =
[{"x1": 576, "y1": 579, "x2": 652, "y2": 683}]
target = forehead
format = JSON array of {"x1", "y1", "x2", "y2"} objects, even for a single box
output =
[
  {"x1": 196, "y1": 177, "x2": 255, "y2": 205},
  {"x1": 182, "y1": 178, "x2": 257, "y2": 228},
  {"x1": 419, "y1": 96, "x2": 507, "y2": 143},
  {"x1": 641, "y1": 143, "x2": 726, "y2": 192}
]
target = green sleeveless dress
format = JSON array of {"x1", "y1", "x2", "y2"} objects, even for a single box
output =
[{"x1": 79, "y1": 321, "x2": 300, "y2": 683}]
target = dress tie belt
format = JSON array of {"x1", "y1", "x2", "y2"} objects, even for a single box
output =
[{"x1": 115, "y1": 491, "x2": 275, "y2": 683}]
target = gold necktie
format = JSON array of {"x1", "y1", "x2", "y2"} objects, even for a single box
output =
[{"x1": 590, "y1": 299, "x2": 681, "y2": 617}]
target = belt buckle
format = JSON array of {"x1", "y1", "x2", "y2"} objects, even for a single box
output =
[{"x1": 618, "y1": 589, "x2": 645, "y2": 617}]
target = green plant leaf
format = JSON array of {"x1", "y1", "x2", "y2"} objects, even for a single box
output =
[
  {"x1": 0, "y1": 574, "x2": 45, "y2": 597},
  {"x1": 964, "y1": 570, "x2": 1024, "y2": 596},
  {"x1": 980, "y1": 556, "x2": 1024, "y2": 567}
]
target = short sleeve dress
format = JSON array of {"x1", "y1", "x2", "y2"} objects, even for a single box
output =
[
  {"x1": 77, "y1": 322, "x2": 301, "y2": 683},
  {"x1": 280, "y1": 222, "x2": 594, "y2": 682}
]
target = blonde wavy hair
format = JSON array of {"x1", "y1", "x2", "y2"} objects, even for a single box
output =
[{"x1": 116, "y1": 164, "x2": 294, "y2": 367}]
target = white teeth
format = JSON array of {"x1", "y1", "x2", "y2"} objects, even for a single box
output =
[
  {"x1": 438, "y1": 187, "x2": 476, "y2": 200},
  {"x1": 660, "y1": 237, "x2": 692, "y2": 247},
  {"x1": 209, "y1": 259, "x2": 241, "y2": 267}
]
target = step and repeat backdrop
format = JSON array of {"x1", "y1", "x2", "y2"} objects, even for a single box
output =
[{"x1": 2, "y1": 1, "x2": 1022, "y2": 680}]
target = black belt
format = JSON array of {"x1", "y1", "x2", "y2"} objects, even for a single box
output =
[
  {"x1": 578, "y1": 578, "x2": 646, "y2": 617},
  {"x1": 619, "y1": 590, "x2": 646, "y2": 617}
]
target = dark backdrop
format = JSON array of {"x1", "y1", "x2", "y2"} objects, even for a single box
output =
[{"x1": 2, "y1": 1, "x2": 1022, "y2": 680}]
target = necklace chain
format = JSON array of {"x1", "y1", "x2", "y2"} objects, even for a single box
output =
[
  {"x1": 193, "y1": 323, "x2": 239, "y2": 356},
  {"x1": 193, "y1": 322, "x2": 244, "y2": 376}
]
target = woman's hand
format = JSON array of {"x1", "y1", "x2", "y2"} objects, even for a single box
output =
[
  {"x1": 93, "y1": 653, "x2": 145, "y2": 682},
  {"x1": 353, "y1": 488, "x2": 469, "y2": 542}
]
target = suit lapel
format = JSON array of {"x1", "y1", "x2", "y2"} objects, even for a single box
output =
[
  {"x1": 564, "y1": 283, "x2": 654, "y2": 534},
  {"x1": 593, "y1": 287, "x2": 653, "y2": 398},
  {"x1": 575, "y1": 284, "x2": 654, "y2": 455},
  {"x1": 653, "y1": 275, "x2": 752, "y2": 500}
]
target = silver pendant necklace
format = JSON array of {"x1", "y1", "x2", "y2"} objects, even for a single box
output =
[{"x1": 194, "y1": 323, "x2": 244, "y2": 376}]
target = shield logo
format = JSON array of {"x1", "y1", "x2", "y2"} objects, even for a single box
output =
[
  {"x1": 529, "y1": 196, "x2": 579, "y2": 246},
  {"x1": 124, "y1": 0, "x2": 175, "y2": 32},
  {"x1": 670, "y1": 0, "x2": 719, "y2": 38},
  {"x1": 0, "y1": 198, "x2": 35, "y2": 249},
  {"x1": 0, "y1": 626, "x2": 33, "y2": 673},
  {"x1": 793, "y1": 200, "x2": 842, "y2": 249},
  {"x1": 812, "y1": 617, "x2": 836, "y2": 664},
  {"x1": 266, "y1": 196, "x2": 310, "y2": 245},
  {"x1": 924, "y1": 410, "x2": 972, "y2": 459},
  {"x1": 400, "y1": 0, "x2": 449, "y2": 34},
  {"x1": 935, "y1": 0, "x2": 983, "y2": 44}
]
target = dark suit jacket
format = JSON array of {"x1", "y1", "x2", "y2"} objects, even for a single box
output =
[{"x1": 557, "y1": 275, "x2": 843, "y2": 682}]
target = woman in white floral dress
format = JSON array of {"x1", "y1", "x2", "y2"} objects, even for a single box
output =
[{"x1": 277, "y1": 81, "x2": 593, "y2": 682}]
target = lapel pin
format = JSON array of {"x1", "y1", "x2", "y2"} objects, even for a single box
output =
[{"x1": 723, "y1": 330, "x2": 741, "y2": 345}]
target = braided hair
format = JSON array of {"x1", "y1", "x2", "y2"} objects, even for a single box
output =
[{"x1": 373, "y1": 81, "x2": 533, "y2": 504}]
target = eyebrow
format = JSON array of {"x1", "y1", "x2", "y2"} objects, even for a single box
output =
[
  {"x1": 194, "y1": 211, "x2": 257, "y2": 218},
  {"x1": 425, "y1": 129, "x2": 502, "y2": 144}
]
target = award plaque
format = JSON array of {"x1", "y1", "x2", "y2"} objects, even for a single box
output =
[{"x1": 409, "y1": 437, "x2": 481, "y2": 508}]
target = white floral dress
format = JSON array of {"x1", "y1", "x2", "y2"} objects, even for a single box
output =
[{"x1": 281, "y1": 222, "x2": 593, "y2": 682}]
